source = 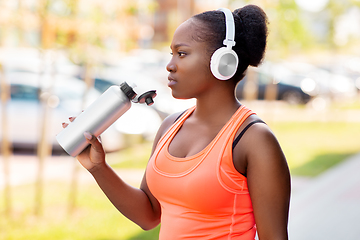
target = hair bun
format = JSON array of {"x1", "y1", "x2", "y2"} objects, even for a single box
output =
[{"x1": 233, "y1": 5, "x2": 268, "y2": 67}]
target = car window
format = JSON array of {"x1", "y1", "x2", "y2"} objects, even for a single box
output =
[
  {"x1": 54, "y1": 85, "x2": 84, "y2": 101},
  {"x1": 10, "y1": 84, "x2": 39, "y2": 101},
  {"x1": 94, "y1": 78, "x2": 113, "y2": 93}
]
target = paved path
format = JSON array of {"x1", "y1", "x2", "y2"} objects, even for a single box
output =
[
  {"x1": 1, "y1": 152, "x2": 360, "y2": 239},
  {"x1": 289, "y1": 152, "x2": 360, "y2": 240}
]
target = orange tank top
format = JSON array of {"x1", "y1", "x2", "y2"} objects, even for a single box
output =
[{"x1": 146, "y1": 105, "x2": 256, "y2": 239}]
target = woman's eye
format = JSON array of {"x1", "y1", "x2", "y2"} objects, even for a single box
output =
[
  {"x1": 169, "y1": 52, "x2": 186, "y2": 57},
  {"x1": 178, "y1": 52, "x2": 186, "y2": 57}
]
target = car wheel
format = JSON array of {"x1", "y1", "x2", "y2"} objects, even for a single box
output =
[{"x1": 282, "y1": 90, "x2": 303, "y2": 105}]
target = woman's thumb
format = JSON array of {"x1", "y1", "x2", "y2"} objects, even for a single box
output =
[
  {"x1": 84, "y1": 131, "x2": 93, "y2": 141},
  {"x1": 84, "y1": 132, "x2": 103, "y2": 152}
]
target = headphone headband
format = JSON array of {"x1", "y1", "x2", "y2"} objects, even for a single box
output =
[
  {"x1": 210, "y1": 8, "x2": 238, "y2": 80},
  {"x1": 218, "y1": 8, "x2": 236, "y2": 48}
]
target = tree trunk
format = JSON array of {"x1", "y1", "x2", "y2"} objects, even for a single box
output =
[
  {"x1": 68, "y1": 62, "x2": 94, "y2": 214},
  {"x1": 34, "y1": 50, "x2": 57, "y2": 215}
]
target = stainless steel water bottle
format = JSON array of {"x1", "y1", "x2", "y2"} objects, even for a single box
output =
[{"x1": 56, "y1": 81, "x2": 156, "y2": 157}]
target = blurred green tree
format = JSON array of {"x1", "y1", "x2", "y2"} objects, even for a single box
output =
[{"x1": 229, "y1": 0, "x2": 360, "y2": 58}]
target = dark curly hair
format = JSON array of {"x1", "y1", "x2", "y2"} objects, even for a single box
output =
[{"x1": 191, "y1": 5, "x2": 269, "y2": 82}]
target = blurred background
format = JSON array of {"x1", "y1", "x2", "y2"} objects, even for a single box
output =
[{"x1": 0, "y1": 0, "x2": 360, "y2": 239}]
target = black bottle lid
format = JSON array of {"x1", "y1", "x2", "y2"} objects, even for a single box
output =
[
  {"x1": 137, "y1": 90, "x2": 157, "y2": 106},
  {"x1": 120, "y1": 82, "x2": 137, "y2": 100}
]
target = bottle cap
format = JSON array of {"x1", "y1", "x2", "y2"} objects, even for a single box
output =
[
  {"x1": 120, "y1": 82, "x2": 137, "y2": 100},
  {"x1": 137, "y1": 90, "x2": 157, "y2": 106}
]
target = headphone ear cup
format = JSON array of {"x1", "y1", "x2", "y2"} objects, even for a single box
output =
[{"x1": 210, "y1": 47, "x2": 239, "y2": 80}]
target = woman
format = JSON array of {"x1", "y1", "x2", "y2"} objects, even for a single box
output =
[{"x1": 64, "y1": 4, "x2": 290, "y2": 240}]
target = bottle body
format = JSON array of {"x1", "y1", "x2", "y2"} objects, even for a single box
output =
[{"x1": 56, "y1": 85, "x2": 131, "y2": 157}]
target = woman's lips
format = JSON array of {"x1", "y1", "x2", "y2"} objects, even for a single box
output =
[{"x1": 168, "y1": 76, "x2": 176, "y2": 87}]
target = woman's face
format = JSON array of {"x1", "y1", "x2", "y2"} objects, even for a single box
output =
[{"x1": 166, "y1": 19, "x2": 216, "y2": 99}]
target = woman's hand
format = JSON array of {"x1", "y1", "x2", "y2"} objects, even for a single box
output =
[
  {"x1": 61, "y1": 116, "x2": 162, "y2": 230},
  {"x1": 62, "y1": 117, "x2": 106, "y2": 172}
]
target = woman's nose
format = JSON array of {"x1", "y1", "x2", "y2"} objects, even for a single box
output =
[{"x1": 166, "y1": 59, "x2": 176, "y2": 72}]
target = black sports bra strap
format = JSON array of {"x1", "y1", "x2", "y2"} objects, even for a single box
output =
[
  {"x1": 173, "y1": 109, "x2": 188, "y2": 123},
  {"x1": 232, "y1": 120, "x2": 266, "y2": 150}
]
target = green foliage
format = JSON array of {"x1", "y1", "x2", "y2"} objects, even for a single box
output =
[{"x1": 267, "y1": 0, "x2": 316, "y2": 56}]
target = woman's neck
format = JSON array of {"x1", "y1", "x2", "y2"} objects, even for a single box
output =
[{"x1": 193, "y1": 95, "x2": 241, "y2": 125}]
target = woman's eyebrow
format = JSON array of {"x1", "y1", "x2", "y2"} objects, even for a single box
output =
[{"x1": 170, "y1": 43, "x2": 191, "y2": 49}]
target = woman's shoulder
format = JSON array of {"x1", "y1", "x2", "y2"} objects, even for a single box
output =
[
  {"x1": 153, "y1": 109, "x2": 189, "y2": 143},
  {"x1": 233, "y1": 113, "x2": 283, "y2": 159},
  {"x1": 237, "y1": 114, "x2": 287, "y2": 173},
  {"x1": 238, "y1": 114, "x2": 278, "y2": 150},
  {"x1": 163, "y1": 109, "x2": 188, "y2": 128}
]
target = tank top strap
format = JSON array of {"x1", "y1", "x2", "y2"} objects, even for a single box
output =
[
  {"x1": 228, "y1": 105, "x2": 255, "y2": 133},
  {"x1": 154, "y1": 106, "x2": 196, "y2": 155},
  {"x1": 168, "y1": 106, "x2": 196, "y2": 135},
  {"x1": 175, "y1": 106, "x2": 195, "y2": 122},
  {"x1": 217, "y1": 105, "x2": 255, "y2": 193}
]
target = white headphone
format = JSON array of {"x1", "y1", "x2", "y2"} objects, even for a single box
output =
[{"x1": 210, "y1": 8, "x2": 239, "y2": 80}]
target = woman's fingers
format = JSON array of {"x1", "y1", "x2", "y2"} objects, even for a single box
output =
[
  {"x1": 84, "y1": 132, "x2": 105, "y2": 158},
  {"x1": 62, "y1": 116, "x2": 75, "y2": 128}
]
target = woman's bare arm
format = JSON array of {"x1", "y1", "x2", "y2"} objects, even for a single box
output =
[
  {"x1": 236, "y1": 123, "x2": 291, "y2": 239},
  {"x1": 67, "y1": 112, "x2": 181, "y2": 230}
]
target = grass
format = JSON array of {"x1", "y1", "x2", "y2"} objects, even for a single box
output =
[
  {"x1": 0, "y1": 181, "x2": 160, "y2": 240},
  {"x1": 268, "y1": 121, "x2": 360, "y2": 176},
  {"x1": 106, "y1": 142, "x2": 153, "y2": 169},
  {"x1": 290, "y1": 152, "x2": 353, "y2": 176}
]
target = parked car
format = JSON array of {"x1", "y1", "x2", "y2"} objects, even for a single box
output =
[
  {"x1": 236, "y1": 69, "x2": 312, "y2": 104},
  {"x1": 272, "y1": 61, "x2": 357, "y2": 100},
  {"x1": 0, "y1": 71, "x2": 124, "y2": 153},
  {"x1": 0, "y1": 47, "x2": 81, "y2": 77}
]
